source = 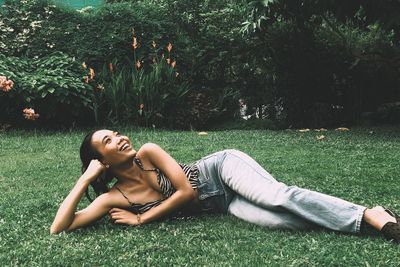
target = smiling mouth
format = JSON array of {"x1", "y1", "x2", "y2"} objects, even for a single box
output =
[{"x1": 120, "y1": 143, "x2": 131, "y2": 151}]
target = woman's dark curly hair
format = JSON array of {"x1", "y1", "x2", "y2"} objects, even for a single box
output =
[{"x1": 80, "y1": 130, "x2": 115, "y2": 202}]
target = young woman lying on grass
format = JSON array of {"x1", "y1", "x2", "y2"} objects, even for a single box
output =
[{"x1": 50, "y1": 129, "x2": 400, "y2": 244}]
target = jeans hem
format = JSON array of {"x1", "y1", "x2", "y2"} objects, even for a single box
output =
[{"x1": 354, "y1": 206, "x2": 367, "y2": 233}]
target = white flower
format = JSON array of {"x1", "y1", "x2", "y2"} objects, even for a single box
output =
[{"x1": 30, "y1": 21, "x2": 42, "y2": 28}]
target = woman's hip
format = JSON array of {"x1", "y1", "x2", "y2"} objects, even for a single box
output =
[{"x1": 194, "y1": 149, "x2": 273, "y2": 213}]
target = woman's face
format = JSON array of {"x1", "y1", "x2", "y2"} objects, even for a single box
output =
[{"x1": 91, "y1": 129, "x2": 137, "y2": 167}]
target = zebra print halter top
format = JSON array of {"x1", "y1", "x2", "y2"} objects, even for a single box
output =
[{"x1": 115, "y1": 157, "x2": 199, "y2": 214}]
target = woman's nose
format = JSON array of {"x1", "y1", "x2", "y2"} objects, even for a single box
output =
[{"x1": 116, "y1": 136, "x2": 124, "y2": 145}]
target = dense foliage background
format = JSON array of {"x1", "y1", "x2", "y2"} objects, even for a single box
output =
[{"x1": 1, "y1": 0, "x2": 399, "y2": 129}]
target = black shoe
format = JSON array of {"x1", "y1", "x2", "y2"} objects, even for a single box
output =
[
  {"x1": 383, "y1": 207, "x2": 400, "y2": 220},
  {"x1": 381, "y1": 207, "x2": 400, "y2": 243}
]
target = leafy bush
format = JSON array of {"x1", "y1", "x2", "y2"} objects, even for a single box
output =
[
  {"x1": 242, "y1": 0, "x2": 400, "y2": 127},
  {"x1": 0, "y1": 0, "x2": 177, "y2": 68},
  {"x1": 92, "y1": 46, "x2": 190, "y2": 127},
  {"x1": 2, "y1": 0, "x2": 400, "y2": 129},
  {"x1": 0, "y1": 52, "x2": 93, "y2": 126}
]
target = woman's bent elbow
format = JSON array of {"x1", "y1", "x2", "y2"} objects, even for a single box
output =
[
  {"x1": 50, "y1": 222, "x2": 69, "y2": 235},
  {"x1": 186, "y1": 189, "x2": 197, "y2": 202},
  {"x1": 50, "y1": 225, "x2": 61, "y2": 235}
]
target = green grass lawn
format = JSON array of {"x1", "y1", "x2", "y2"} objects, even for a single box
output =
[{"x1": 0, "y1": 126, "x2": 399, "y2": 266}]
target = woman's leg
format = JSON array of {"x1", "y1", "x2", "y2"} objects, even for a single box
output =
[
  {"x1": 220, "y1": 149, "x2": 366, "y2": 233},
  {"x1": 228, "y1": 194, "x2": 320, "y2": 230}
]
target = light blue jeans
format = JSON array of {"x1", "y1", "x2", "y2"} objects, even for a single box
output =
[{"x1": 195, "y1": 149, "x2": 366, "y2": 233}]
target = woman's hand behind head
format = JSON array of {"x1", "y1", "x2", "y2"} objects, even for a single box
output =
[{"x1": 82, "y1": 159, "x2": 108, "y2": 183}]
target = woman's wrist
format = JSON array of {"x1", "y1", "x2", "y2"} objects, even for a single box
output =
[{"x1": 78, "y1": 174, "x2": 94, "y2": 186}]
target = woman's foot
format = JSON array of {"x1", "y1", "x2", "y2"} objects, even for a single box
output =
[
  {"x1": 363, "y1": 206, "x2": 399, "y2": 243},
  {"x1": 364, "y1": 206, "x2": 396, "y2": 230}
]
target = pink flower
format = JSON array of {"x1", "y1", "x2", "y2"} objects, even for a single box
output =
[
  {"x1": 0, "y1": 76, "x2": 14, "y2": 92},
  {"x1": 0, "y1": 76, "x2": 6, "y2": 85},
  {"x1": 23, "y1": 108, "x2": 40, "y2": 121}
]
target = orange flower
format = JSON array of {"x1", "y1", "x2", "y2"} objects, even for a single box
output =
[
  {"x1": 23, "y1": 108, "x2": 39, "y2": 121},
  {"x1": 89, "y1": 68, "x2": 95, "y2": 80},
  {"x1": 0, "y1": 76, "x2": 6, "y2": 85},
  {"x1": 167, "y1": 42, "x2": 173, "y2": 52},
  {"x1": 171, "y1": 60, "x2": 176, "y2": 68},
  {"x1": 132, "y1": 37, "x2": 138, "y2": 50},
  {"x1": 166, "y1": 58, "x2": 171, "y2": 65},
  {"x1": 152, "y1": 40, "x2": 157, "y2": 49},
  {"x1": 136, "y1": 60, "x2": 141, "y2": 69},
  {"x1": 0, "y1": 76, "x2": 14, "y2": 92},
  {"x1": 139, "y1": 103, "x2": 144, "y2": 110},
  {"x1": 109, "y1": 63, "x2": 113, "y2": 72},
  {"x1": 82, "y1": 62, "x2": 87, "y2": 69},
  {"x1": 4, "y1": 80, "x2": 14, "y2": 91}
]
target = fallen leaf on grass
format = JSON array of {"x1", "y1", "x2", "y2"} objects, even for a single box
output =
[
  {"x1": 298, "y1": 129, "x2": 310, "y2": 133},
  {"x1": 198, "y1": 132, "x2": 208, "y2": 136},
  {"x1": 315, "y1": 128, "x2": 327, "y2": 132},
  {"x1": 335, "y1": 127, "x2": 350, "y2": 132},
  {"x1": 316, "y1": 135, "x2": 326, "y2": 141}
]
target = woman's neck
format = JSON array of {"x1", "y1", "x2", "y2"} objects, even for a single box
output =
[{"x1": 111, "y1": 157, "x2": 142, "y2": 185}]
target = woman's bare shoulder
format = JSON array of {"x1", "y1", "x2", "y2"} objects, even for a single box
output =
[
  {"x1": 136, "y1": 143, "x2": 165, "y2": 164},
  {"x1": 137, "y1": 143, "x2": 162, "y2": 156}
]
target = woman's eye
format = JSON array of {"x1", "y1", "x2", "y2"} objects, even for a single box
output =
[{"x1": 106, "y1": 138, "x2": 111, "y2": 144}]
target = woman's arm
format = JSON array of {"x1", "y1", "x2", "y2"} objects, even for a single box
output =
[
  {"x1": 110, "y1": 143, "x2": 196, "y2": 226},
  {"x1": 50, "y1": 160, "x2": 112, "y2": 234}
]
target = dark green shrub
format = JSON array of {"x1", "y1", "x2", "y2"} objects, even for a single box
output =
[
  {"x1": 242, "y1": 0, "x2": 400, "y2": 127},
  {"x1": 0, "y1": 0, "x2": 178, "y2": 68},
  {"x1": 2, "y1": 0, "x2": 399, "y2": 129},
  {"x1": 374, "y1": 102, "x2": 400, "y2": 124},
  {"x1": 0, "y1": 52, "x2": 94, "y2": 126}
]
